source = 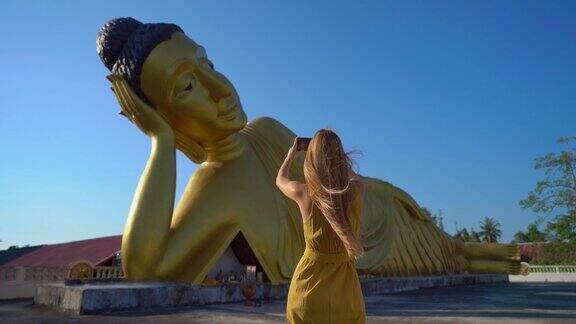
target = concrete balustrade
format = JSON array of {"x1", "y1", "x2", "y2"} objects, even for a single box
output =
[
  {"x1": 509, "y1": 264, "x2": 576, "y2": 282},
  {"x1": 0, "y1": 266, "x2": 124, "y2": 299},
  {"x1": 529, "y1": 265, "x2": 576, "y2": 273},
  {"x1": 93, "y1": 267, "x2": 124, "y2": 279}
]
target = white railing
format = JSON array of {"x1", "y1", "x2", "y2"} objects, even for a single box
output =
[
  {"x1": 0, "y1": 267, "x2": 17, "y2": 281},
  {"x1": 24, "y1": 266, "x2": 70, "y2": 281},
  {"x1": 93, "y1": 266, "x2": 124, "y2": 279},
  {"x1": 529, "y1": 265, "x2": 576, "y2": 273},
  {"x1": 0, "y1": 266, "x2": 124, "y2": 282},
  {"x1": 0, "y1": 266, "x2": 69, "y2": 282},
  {"x1": 510, "y1": 264, "x2": 576, "y2": 283}
]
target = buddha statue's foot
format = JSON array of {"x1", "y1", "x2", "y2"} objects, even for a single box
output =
[
  {"x1": 462, "y1": 242, "x2": 520, "y2": 274},
  {"x1": 467, "y1": 259, "x2": 521, "y2": 275},
  {"x1": 464, "y1": 242, "x2": 520, "y2": 261}
]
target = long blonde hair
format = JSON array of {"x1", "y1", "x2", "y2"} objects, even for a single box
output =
[{"x1": 303, "y1": 129, "x2": 364, "y2": 259}]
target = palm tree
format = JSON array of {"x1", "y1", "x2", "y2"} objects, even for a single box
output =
[{"x1": 479, "y1": 217, "x2": 502, "y2": 243}]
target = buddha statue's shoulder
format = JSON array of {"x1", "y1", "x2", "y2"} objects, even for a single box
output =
[
  {"x1": 242, "y1": 116, "x2": 295, "y2": 136},
  {"x1": 240, "y1": 117, "x2": 295, "y2": 146},
  {"x1": 361, "y1": 176, "x2": 433, "y2": 222},
  {"x1": 361, "y1": 176, "x2": 398, "y2": 194}
]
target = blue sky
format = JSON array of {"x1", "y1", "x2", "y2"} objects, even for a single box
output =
[{"x1": 0, "y1": 1, "x2": 574, "y2": 248}]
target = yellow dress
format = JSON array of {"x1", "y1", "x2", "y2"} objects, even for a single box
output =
[{"x1": 286, "y1": 192, "x2": 366, "y2": 324}]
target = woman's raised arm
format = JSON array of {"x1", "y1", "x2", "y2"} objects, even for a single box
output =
[{"x1": 276, "y1": 138, "x2": 306, "y2": 202}]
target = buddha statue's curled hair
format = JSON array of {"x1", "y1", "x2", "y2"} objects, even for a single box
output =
[
  {"x1": 96, "y1": 17, "x2": 183, "y2": 103},
  {"x1": 304, "y1": 129, "x2": 364, "y2": 260}
]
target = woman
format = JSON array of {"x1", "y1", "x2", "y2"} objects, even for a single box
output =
[{"x1": 276, "y1": 130, "x2": 366, "y2": 324}]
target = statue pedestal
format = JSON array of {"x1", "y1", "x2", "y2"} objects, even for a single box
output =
[
  {"x1": 34, "y1": 274, "x2": 508, "y2": 315},
  {"x1": 34, "y1": 280, "x2": 286, "y2": 315}
]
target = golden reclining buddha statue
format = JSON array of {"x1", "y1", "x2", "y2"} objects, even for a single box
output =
[{"x1": 96, "y1": 17, "x2": 520, "y2": 284}]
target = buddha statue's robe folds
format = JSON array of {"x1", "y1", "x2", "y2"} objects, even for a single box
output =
[{"x1": 130, "y1": 116, "x2": 519, "y2": 284}]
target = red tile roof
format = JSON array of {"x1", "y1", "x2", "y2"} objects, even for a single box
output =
[
  {"x1": 4, "y1": 235, "x2": 122, "y2": 267},
  {"x1": 0, "y1": 245, "x2": 45, "y2": 266}
]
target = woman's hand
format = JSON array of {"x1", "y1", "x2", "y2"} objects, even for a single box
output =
[
  {"x1": 108, "y1": 75, "x2": 174, "y2": 139},
  {"x1": 286, "y1": 137, "x2": 300, "y2": 160}
]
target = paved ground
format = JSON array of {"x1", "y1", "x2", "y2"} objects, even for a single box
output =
[{"x1": 1, "y1": 283, "x2": 575, "y2": 323}]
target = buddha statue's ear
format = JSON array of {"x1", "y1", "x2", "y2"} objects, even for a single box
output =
[{"x1": 174, "y1": 129, "x2": 207, "y2": 163}]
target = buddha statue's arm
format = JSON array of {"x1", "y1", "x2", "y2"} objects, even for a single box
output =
[
  {"x1": 126, "y1": 146, "x2": 239, "y2": 281},
  {"x1": 109, "y1": 76, "x2": 178, "y2": 279},
  {"x1": 122, "y1": 134, "x2": 177, "y2": 279}
]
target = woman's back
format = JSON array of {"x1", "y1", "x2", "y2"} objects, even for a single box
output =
[
  {"x1": 304, "y1": 186, "x2": 363, "y2": 255},
  {"x1": 287, "y1": 185, "x2": 366, "y2": 324}
]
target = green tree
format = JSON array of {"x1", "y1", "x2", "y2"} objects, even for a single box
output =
[
  {"x1": 453, "y1": 227, "x2": 481, "y2": 242},
  {"x1": 520, "y1": 136, "x2": 576, "y2": 243},
  {"x1": 513, "y1": 222, "x2": 549, "y2": 243},
  {"x1": 479, "y1": 217, "x2": 502, "y2": 243},
  {"x1": 529, "y1": 242, "x2": 576, "y2": 265},
  {"x1": 454, "y1": 228, "x2": 470, "y2": 242},
  {"x1": 469, "y1": 229, "x2": 482, "y2": 242}
]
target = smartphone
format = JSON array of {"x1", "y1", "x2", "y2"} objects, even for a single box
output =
[{"x1": 296, "y1": 137, "x2": 312, "y2": 151}]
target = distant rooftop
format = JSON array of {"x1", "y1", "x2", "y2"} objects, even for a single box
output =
[
  {"x1": 0, "y1": 245, "x2": 45, "y2": 266},
  {"x1": 3, "y1": 235, "x2": 122, "y2": 267}
]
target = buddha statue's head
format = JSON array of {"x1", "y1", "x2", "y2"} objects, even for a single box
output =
[{"x1": 97, "y1": 17, "x2": 247, "y2": 163}]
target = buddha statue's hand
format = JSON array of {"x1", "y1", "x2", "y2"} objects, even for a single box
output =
[{"x1": 108, "y1": 75, "x2": 174, "y2": 139}]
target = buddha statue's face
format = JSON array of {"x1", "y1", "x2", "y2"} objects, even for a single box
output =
[{"x1": 141, "y1": 32, "x2": 247, "y2": 144}]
